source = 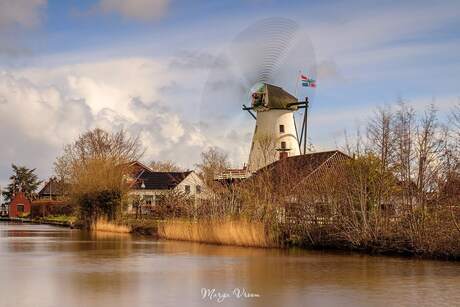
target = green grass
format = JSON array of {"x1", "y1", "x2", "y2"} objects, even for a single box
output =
[{"x1": 44, "y1": 215, "x2": 77, "y2": 224}]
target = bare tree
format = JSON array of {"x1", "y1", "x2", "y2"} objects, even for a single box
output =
[
  {"x1": 195, "y1": 147, "x2": 230, "y2": 186},
  {"x1": 54, "y1": 128, "x2": 143, "y2": 226},
  {"x1": 342, "y1": 126, "x2": 365, "y2": 157},
  {"x1": 367, "y1": 105, "x2": 395, "y2": 171},
  {"x1": 451, "y1": 101, "x2": 460, "y2": 133},
  {"x1": 393, "y1": 101, "x2": 416, "y2": 209},
  {"x1": 450, "y1": 101, "x2": 460, "y2": 162},
  {"x1": 55, "y1": 128, "x2": 143, "y2": 179},
  {"x1": 365, "y1": 106, "x2": 397, "y2": 225},
  {"x1": 255, "y1": 133, "x2": 278, "y2": 167},
  {"x1": 150, "y1": 160, "x2": 183, "y2": 172},
  {"x1": 415, "y1": 105, "x2": 443, "y2": 199}
]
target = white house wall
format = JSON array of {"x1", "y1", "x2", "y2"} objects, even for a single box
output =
[{"x1": 174, "y1": 172, "x2": 207, "y2": 199}]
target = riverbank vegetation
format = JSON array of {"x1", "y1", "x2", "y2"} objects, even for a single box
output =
[
  {"x1": 46, "y1": 101, "x2": 460, "y2": 260},
  {"x1": 157, "y1": 219, "x2": 274, "y2": 247},
  {"x1": 92, "y1": 218, "x2": 131, "y2": 233},
  {"x1": 143, "y1": 101, "x2": 460, "y2": 259}
]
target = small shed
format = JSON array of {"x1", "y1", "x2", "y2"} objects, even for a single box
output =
[{"x1": 9, "y1": 192, "x2": 32, "y2": 218}]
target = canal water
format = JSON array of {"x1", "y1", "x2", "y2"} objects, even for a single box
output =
[{"x1": 0, "y1": 223, "x2": 459, "y2": 307}]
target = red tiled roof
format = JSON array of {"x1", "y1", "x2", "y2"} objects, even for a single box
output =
[{"x1": 252, "y1": 150, "x2": 351, "y2": 185}]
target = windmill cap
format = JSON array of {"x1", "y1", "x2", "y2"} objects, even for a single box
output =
[{"x1": 253, "y1": 83, "x2": 298, "y2": 110}]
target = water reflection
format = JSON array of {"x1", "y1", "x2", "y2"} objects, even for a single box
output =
[{"x1": 1, "y1": 222, "x2": 459, "y2": 307}]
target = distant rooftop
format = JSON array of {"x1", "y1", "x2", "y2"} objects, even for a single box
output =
[
  {"x1": 216, "y1": 150, "x2": 351, "y2": 184},
  {"x1": 255, "y1": 150, "x2": 351, "y2": 177},
  {"x1": 131, "y1": 171, "x2": 192, "y2": 190}
]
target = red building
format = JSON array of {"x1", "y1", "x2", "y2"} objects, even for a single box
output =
[{"x1": 9, "y1": 192, "x2": 32, "y2": 218}]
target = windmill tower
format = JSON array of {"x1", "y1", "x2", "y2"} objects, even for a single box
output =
[
  {"x1": 244, "y1": 83, "x2": 307, "y2": 172},
  {"x1": 200, "y1": 18, "x2": 316, "y2": 177}
]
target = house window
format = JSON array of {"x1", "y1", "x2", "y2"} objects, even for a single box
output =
[
  {"x1": 281, "y1": 141, "x2": 287, "y2": 149},
  {"x1": 185, "y1": 185, "x2": 191, "y2": 194},
  {"x1": 279, "y1": 124, "x2": 285, "y2": 133},
  {"x1": 17, "y1": 204, "x2": 24, "y2": 213},
  {"x1": 196, "y1": 185, "x2": 201, "y2": 194},
  {"x1": 144, "y1": 195, "x2": 154, "y2": 206}
]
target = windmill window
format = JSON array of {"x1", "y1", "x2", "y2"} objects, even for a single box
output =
[
  {"x1": 196, "y1": 185, "x2": 201, "y2": 194},
  {"x1": 281, "y1": 141, "x2": 287, "y2": 149},
  {"x1": 279, "y1": 125, "x2": 285, "y2": 133},
  {"x1": 185, "y1": 185, "x2": 191, "y2": 194}
]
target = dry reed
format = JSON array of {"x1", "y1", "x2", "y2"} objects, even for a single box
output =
[
  {"x1": 92, "y1": 218, "x2": 131, "y2": 233},
  {"x1": 157, "y1": 219, "x2": 275, "y2": 247}
]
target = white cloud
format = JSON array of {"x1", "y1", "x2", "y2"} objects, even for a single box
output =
[
  {"x1": 0, "y1": 0, "x2": 46, "y2": 28},
  {"x1": 97, "y1": 0, "x2": 169, "y2": 21},
  {"x1": 0, "y1": 71, "x2": 93, "y2": 185},
  {"x1": 0, "y1": 55, "x2": 253, "y2": 183},
  {"x1": 0, "y1": 72, "x2": 92, "y2": 143},
  {"x1": 18, "y1": 58, "x2": 168, "y2": 117}
]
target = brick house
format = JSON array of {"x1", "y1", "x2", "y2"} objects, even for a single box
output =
[{"x1": 9, "y1": 192, "x2": 32, "y2": 218}]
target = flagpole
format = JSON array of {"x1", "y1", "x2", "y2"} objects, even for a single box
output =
[
  {"x1": 295, "y1": 70, "x2": 302, "y2": 152},
  {"x1": 294, "y1": 70, "x2": 301, "y2": 101},
  {"x1": 304, "y1": 97, "x2": 309, "y2": 155}
]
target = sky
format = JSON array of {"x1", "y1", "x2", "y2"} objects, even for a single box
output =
[{"x1": 0, "y1": 0, "x2": 459, "y2": 191}]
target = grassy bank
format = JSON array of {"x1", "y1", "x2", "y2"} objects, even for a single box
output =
[
  {"x1": 1, "y1": 215, "x2": 77, "y2": 228},
  {"x1": 42, "y1": 215, "x2": 77, "y2": 225}
]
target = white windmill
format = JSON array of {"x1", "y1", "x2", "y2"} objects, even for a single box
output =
[
  {"x1": 243, "y1": 83, "x2": 309, "y2": 172},
  {"x1": 200, "y1": 18, "x2": 316, "y2": 175}
]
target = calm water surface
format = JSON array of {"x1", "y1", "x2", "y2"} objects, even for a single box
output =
[{"x1": 0, "y1": 223, "x2": 459, "y2": 307}]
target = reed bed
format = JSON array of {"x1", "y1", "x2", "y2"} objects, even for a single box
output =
[
  {"x1": 157, "y1": 219, "x2": 275, "y2": 247},
  {"x1": 92, "y1": 218, "x2": 131, "y2": 233}
]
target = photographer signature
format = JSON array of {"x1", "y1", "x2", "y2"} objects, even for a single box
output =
[{"x1": 201, "y1": 288, "x2": 260, "y2": 303}]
